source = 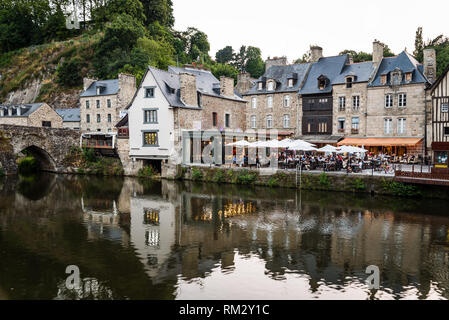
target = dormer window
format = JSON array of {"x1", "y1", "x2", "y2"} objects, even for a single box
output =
[
  {"x1": 381, "y1": 74, "x2": 387, "y2": 85},
  {"x1": 405, "y1": 72, "x2": 412, "y2": 83},
  {"x1": 317, "y1": 75, "x2": 329, "y2": 90},
  {"x1": 391, "y1": 69, "x2": 402, "y2": 86},
  {"x1": 346, "y1": 77, "x2": 353, "y2": 89},
  {"x1": 267, "y1": 81, "x2": 274, "y2": 91},
  {"x1": 288, "y1": 79, "x2": 294, "y2": 88},
  {"x1": 258, "y1": 82, "x2": 263, "y2": 90},
  {"x1": 96, "y1": 85, "x2": 105, "y2": 95}
]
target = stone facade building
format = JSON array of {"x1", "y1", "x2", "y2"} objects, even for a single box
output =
[
  {"x1": 242, "y1": 60, "x2": 311, "y2": 137},
  {"x1": 123, "y1": 65, "x2": 247, "y2": 176},
  {"x1": 79, "y1": 73, "x2": 136, "y2": 133},
  {"x1": 341, "y1": 45, "x2": 434, "y2": 156},
  {"x1": 0, "y1": 103, "x2": 63, "y2": 128}
]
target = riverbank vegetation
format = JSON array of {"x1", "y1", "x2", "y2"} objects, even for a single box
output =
[
  {"x1": 173, "y1": 166, "x2": 449, "y2": 199},
  {"x1": 64, "y1": 146, "x2": 124, "y2": 176}
]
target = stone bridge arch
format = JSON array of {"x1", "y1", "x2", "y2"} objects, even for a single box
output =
[{"x1": 0, "y1": 124, "x2": 81, "y2": 174}]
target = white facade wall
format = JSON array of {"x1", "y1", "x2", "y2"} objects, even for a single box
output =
[{"x1": 128, "y1": 71, "x2": 175, "y2": 160}]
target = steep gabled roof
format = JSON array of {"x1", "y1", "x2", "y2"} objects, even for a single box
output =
[
  {"x1": 299, "y1": 55, "x2": 349, "y2": 95},
  {"x1": 168, "y1": 66, "x2": 245, "y2": 102},
  {"x1": 244, "y1": 63, "x2": 311, "y2": 95},
  {"x1": 368, "y1": 51, "x2": 429, "y2": 87}
]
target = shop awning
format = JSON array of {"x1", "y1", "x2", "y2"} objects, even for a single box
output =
[{"x1": 337, "y1": 137, "x2": 423, "y2": 147}]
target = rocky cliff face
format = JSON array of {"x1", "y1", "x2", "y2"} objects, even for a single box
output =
[{"x1": 0, "y1": 35, "x2": 98, "y2": 109}]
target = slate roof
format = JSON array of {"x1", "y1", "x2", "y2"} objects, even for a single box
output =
[
  {"x1": 333, "y1": 61, "x2": 375, "y2": 84},
  {"x1": 55, "y1": 108, "x2": 80, "y2": 122},
  {"x1": 80, "y1": 79, "x2": 119, "y2": 97},
  {"x1": 299, "y1": 55, "x2": 349, "y2": 95},
  {"x1": 0, "y1": 103, "x2": 44, "y2": 117},
  {"x1": 149, "y1": 67, "x2": 185, "y2": 108},
  {"x1": 244, "y1": 63, "x2": 312, "y2": 95},
  {"x1": 368, "y1": 51, "x2": 429, "y2": 87},
  {"x1": 168, "y1": 66, "x2": 245, "y2": 102}
]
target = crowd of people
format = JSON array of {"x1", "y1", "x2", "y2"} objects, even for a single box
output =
[{"x1": 278, "y1": 152, "x2": 395, "y2": 173}]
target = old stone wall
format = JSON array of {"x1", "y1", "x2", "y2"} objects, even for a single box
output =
[
  {"x1": 80, "y1": 95, "x2": 118, "y2": 132},
  {"x1": 366, "y1": 84, "x2": 426, "y2": 137},
  {"x1": 244, "y1": 92, "x2": 298, "y2": 135},
  {"x1": 200, "y1": 94, "x2": 246, "y2": 131},
  {"x1": 0, "y1": 124, "x2": 81, "y2": 174},
  {"x1": 333, "y1": 82, "x2": 368, "y2": 136},
  {"x1": 117, "y1": 137, "x2": 142, "y2": 176},
  {"x1": 27, "y1": 103, "x2": 63, "y2": 128}
]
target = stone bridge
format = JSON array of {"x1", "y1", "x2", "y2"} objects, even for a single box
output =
[{"x1": 0, "y1": 124, "x2": 81, "y2": 174}]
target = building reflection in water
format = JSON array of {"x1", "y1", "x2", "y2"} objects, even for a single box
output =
[
  {"x1": 1, "y1": 174, "x2": 449, "y2": 300},
  {"x1": 120, "y1": 180, "x2": 449, "y2": 300}
]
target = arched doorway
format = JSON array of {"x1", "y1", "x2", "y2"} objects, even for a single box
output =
[{"x1": 19, "y1": 145, "x2": 57, "y2": 172}]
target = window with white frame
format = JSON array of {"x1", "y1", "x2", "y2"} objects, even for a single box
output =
[
  {"x1": 339, "y1": 96, "x2": 346, "y2": 111},
  {"x1": 398, "y1": 93, "x2": 407, "y2": 107},
  {"x1": 384, "y1": 118, "x2": 392, "y2": 134},
  {"x1": 283, "y1": 114, "x2": 290, "y2": 128},
  {"x1": 385, "y1": 94, "x2": 393, "y2": 108},
  {"x1": 352, "y1": 96, "x2": 360, "y2": 110},
  {"x1": 398, "y1": 118, "x2": 406, "y2": 134},
  {"x1": 258, "y1": 82, "x2": 263, "y2": 90},
  {"x1": 288, "y1": 79, "x2": 294, "y2": 87},
  {"x1": 266, "y1": 115, "x2": 273, "y2": 128},
  {"x1": 267, "y1": 81, "x2": 274, "y2": 91},
  {"x1": 283, "y1": 95, "x2": 290, "y2": 107},
  {"x1": 267, "y1": 96, "x2": 273, "y2": 108},
  {"x1": 351, "y1": 117, "x2": 359, "y2": 130},
  {"x1": 250, "y1": 115, "x2": 257, "y2": 128},
  {"x1": 252, "y1": 97, "x2": 257, "y2": 109}
]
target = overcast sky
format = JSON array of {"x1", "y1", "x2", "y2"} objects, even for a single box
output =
[{"x1": 173, "y1": 0, "x2": 448, "y2": 62}]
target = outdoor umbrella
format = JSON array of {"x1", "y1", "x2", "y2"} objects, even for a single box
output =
[
  {"x1": 337, "y1": 145, "x2": 368, "y2": 153},
  {"x1": 317, "y1": 145, "x2": 339, "y2": 153},
  {"x1": 288, "y1": 145, "x2": 317, "y2": 152},
  {"x1": 225, "y1": 140, "x2": 252, "y2": 147}
]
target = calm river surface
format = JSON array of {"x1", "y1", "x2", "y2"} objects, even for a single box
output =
[{"x1": 0, "y1": 173, "x2": 449, "y2": 300}]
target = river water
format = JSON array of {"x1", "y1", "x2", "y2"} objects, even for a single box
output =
[{"x1": 0, "y1": 173, "x2": 448, "y2": 300}]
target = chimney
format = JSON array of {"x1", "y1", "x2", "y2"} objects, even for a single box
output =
[
  {"x1": 423, "y1": 48, "x2": 437, "y2": 83},
  {"x1": 118, "y1": 73, "x2": 136, "y2": 90},
  {"x1": 265, "y1": 56, "x2": 287, "y2": 72},
  {"x1": 348, "y1": 54, "x2": 354, "y2": 64},
  {"x1": 220, "y1": 76, "x2": 234, "y2": 97},
  {"x1": 373, "y1": 40, "x2": 384, "y2": 66},
  {"x1": 310, "y1": 46, "x2": 323, "y2": 62},
  {"x1": 236, "y1": 72, "x2": 251, "y2": 95},
  {"x1": 179, "y1": 73, "x2": 198, "y2": 106},
  {"x1": 83, "y1": 77, "x2": 97, "y2": 91}
]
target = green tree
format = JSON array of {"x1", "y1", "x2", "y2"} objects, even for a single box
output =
[
  {"x1": 215, "y1": 46, "x2": 234, "y2": 64},
  {"x1": 232, "y1": 45, "x2": 265, "y2": 78},
  {"x1": 140, "y1": 0, "x2": 174, "y2": 27},
  {"x1": 414, "y1": 27, "x2": 424, "y2": 61},
  {"x1": 245, "y1": 46, "x2": 265, "y2": 78},
  {"x1": 57, "y1": 57, "x2": 87, "y2": 87},
  {"x1": 339, "y1": 49, "x2": 372, "y2": 63},
  {"x1": 210, "y1": 63, "x2": 238, "y2": 83},
  {"x1": 93, "y1": 13, "x2": 146, "y2": 78}
]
